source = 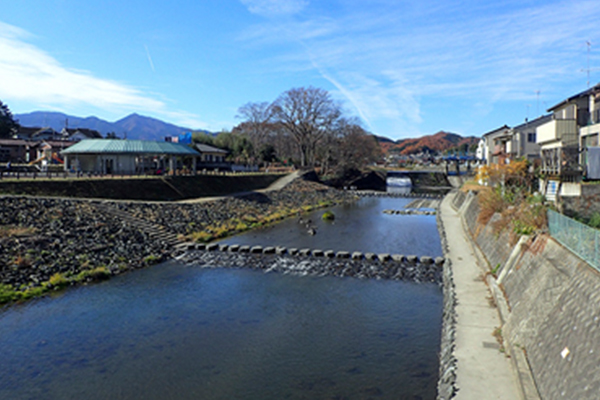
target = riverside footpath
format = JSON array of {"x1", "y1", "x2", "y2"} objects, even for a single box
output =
[{"x1": 438, "y1": 191, "x2": 521, "y2": 399}]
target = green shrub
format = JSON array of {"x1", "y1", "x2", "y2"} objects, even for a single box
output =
[{"x1": 322, "y1": 211, "x2": 335, "y2": 221}]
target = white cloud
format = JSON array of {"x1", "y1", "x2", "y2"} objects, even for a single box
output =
[
  {"x1": 240, "y1": 0, "x2": 308, "y2": 17},
  {"x1": 0, "y1": 21, "x2": 206, "y2": 128},
  {"x1": 240, "y1": 0, "x2": 600, "y2": 136}
]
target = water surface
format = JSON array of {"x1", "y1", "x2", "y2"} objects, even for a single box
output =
[
  {"x1": 218, "y1": 197, "x2": 442, "y2": 256},
  {"x1": 0, "y1": 262, "x2": 442, "y2": 400}
]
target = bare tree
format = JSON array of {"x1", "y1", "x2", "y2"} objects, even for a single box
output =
[
  {"x1": 271, "y1": 87, "x2": 342, "y2": 167},
  {"x1": 236, "y1": 102, "x2": 274, "y2": 151}
]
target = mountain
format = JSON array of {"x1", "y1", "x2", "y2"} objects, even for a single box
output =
[
  {"x1": 375, "y1": 131, "x2": 479, "y2": 155},
  {"x1": 14, "y1": 111, "x2": 204, "y2": 140}
]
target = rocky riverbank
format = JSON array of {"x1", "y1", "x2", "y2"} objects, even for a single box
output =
[{"x1": 0, "y1": 178, "x2": 357, "y2": 304}]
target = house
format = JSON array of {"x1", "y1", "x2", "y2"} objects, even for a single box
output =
[
  {"x1": 194, "y1": 143, "x2": 229, "y2": 169},
  {"x1": 61, "y1": 139, "x2": 200, "y2": 175},
  {"x1": 536, "y1": 85, "x2": 596, "y2": 179},
  {"x1": 60, "y1": 128, "x2": 103, "y2": 141},
  {"x1": 480, "y1": 125, "x2": 511, "y2": 165},
  {"x1": 508, "y1": 114, "x2": 552, "y2": 161},
  {"x1": 0, "y1": 139, "x2": 36, "y2": 163},
  {"x1": 14, "y1": 126, "x2": 61, "y2": 141}
]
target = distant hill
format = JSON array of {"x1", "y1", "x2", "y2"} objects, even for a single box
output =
[
  {"x1": 14, "y1": 111, "x2": 212, "y2": 141},
  {"x1": 376, "y1": 131, "x2": 479, "y2": 155}
]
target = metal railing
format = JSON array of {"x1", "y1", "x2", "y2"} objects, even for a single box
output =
[{"x1": 547, "y1": 209, "x2": 600, "y2": 272}]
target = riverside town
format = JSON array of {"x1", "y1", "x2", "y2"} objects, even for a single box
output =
[{"x1": 1, "y1": 2, "x2": 600, "y2": 397}]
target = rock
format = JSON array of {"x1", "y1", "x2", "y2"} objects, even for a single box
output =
[
  {"x1": 275, "y1": 246, "x2": 287, "y2": 255},
  {"x1": 239, "y1": 245, "x2": 250, "y2": 253},
  {"x1": 263, "y1": 246, "x2": 276, "y2": 254},
  {"x1": 206, "y1": 243, "x2": 218, "y2": 251},
  {"x1": 228, "y1": 244, "x2": 240, "y2": 252},
  {"x1": 364, "y1": 252, "x2": 377, "y2": 261},
  {"x1": 351, "y1": 252, "x2": 363, "y2": 260},
  {"x1": 336, "y1": 251, "x2": 350, "y2": 259},
  {"x1": 250, "y1": 246, "x2": 263, "y2": 254},
  {"x1": 435, "y1": 257, "x2": 445, "y2": 266},
  {"x1": 218, "y1": 244, "x2": 229, "y2": 252},
  {"x1": 299, "y1": 248, "x2": 311, "y2": 257},
  {"x1": 312, "y1": 249, "x2": 324, "y2": 257},
  {"x1": 420, "y1": 256, "x2": 433, "y2": 264},
  {"x1": 378, "y1": 253, "x2": 391, "y2": 262},
  {"x1": 391, "y1": 254, "x2": 405, "y2": 263},
  {"x1": 324, "y1": 250, "x2": 335, "y2": 258},
  {"x1": 406, "y1": 255, "x2": 418, "y2": 263}
]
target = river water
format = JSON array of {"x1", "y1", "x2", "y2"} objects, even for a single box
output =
[{"x1": 0, "y1": 196, "x2": 444, "y2": 400}]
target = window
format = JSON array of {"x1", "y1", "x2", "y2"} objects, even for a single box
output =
[{"x1": 527, "y1": 132, "x2": 536, "y2": 143}]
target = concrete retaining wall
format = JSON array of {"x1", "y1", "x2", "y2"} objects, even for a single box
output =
[{"x1": 458, "y1": 192, "x2": 600, "y2": 400}]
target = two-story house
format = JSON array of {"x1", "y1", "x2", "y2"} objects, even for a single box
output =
[
  {"x1": 480, "y1": 125, "x2": 511, "y2": 165},
  {"x1": 509, "y1": 114, "x2": 552, "y2": 162}
]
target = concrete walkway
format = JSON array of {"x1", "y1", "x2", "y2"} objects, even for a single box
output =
[
  {"x1": 177, "y1": 171, "x2": 300, "y2": 204},
  {"x1": 439, "y1": 192, "x2": 522, "y2": 400}
]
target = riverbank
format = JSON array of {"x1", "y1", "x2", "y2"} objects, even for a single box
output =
[
  {"x1": 437, "y1": 191, "x2": 521, "y2": 399},
  {"x1": 0, "y1": 176, "x2": 357, "y2": 304}
]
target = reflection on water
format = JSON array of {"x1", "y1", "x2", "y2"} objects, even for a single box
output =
[{"x1": 0, "y1": 263, "x2": 442, "y2": 400}]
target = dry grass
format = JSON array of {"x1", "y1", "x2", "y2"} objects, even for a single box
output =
[{"x1": 0, "y1": 226, "x2": 36, "y2": 238}]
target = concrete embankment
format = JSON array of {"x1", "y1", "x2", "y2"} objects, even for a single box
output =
[
  {"x1": 0, "y1": 173, "x2": 284, "y2": 201},
  {"x1": 0, "y1": 177, "x2": 356, "y2": 302},
  {"x1": 446, "y1": 190, "x2": 600, "y2": 400}
]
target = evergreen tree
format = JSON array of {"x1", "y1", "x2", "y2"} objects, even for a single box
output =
[{"x1": 0, "y1": 100, "x2": 19, "y2": 138}]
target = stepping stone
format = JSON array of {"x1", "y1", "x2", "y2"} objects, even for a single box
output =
[
  {"x1": 228, "y1": 244, "x2": 240, "y2": 252},
  {"x1": 324, "y1": 250, "x2": 335, "y2": 258},
  {"x1": 250, "y1": 246, "x2": 263, "y2": 254},
  {"x1": 364, "y1": 253, "x2": 377, "y2": 261},
  {"x1": 435, "y1": 257, "x2": 445, "y2": 266},
  {"x1": 378, "y1": 253, "x2": 391, "y2": 262},
  {"x1": 336, "y1": 251, "x2": 350, "y2": 259},
  {"x1": 351, "y1": 252, "x2": 363, "y2": 260},
  {"x1": 218, "y1": 244, "x2": 229, "y2": 252},
  {"x1": 406, "y1": 255, "x2": 418, "y2": 263},
  {"x1": 275, "y1": 246, "x2": 287, "y2": 255},
  {"x1": 239, "y1": 245, "x2": 250, "y2": 253},
  {"x1": 391, "y1": 254, "x2": 405, "y2": 263},
  {"x1": 312, "y1": 249, "x2": 324, "y2": 257},
  {"x1": 288, "y1": 248, "x2": 298, "y2": 256},
  {"x1": 299, "y1": 248, "x2": 312, "y2": 257},
  {"x1": 263, "y1": 247, "x2": 276, "y2": 254},
  {"x1": 420, "y1": 256, "x2": 433, "y2": 264},
  {"x1": 206, "y1": 243, "x2": 218, "y2": 251}
]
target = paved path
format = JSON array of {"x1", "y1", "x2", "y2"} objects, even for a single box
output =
[
  {"x1": 177, "y1": 171, "x2": 299, "y2": 204},
  {"x1": 439, "y1": 192, "x2": 522, "y2": 400}
]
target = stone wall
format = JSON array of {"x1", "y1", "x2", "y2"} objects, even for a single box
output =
[
  {"x1": 459, "y1": 193, "x2": 600, "y2": 400},
  {"x1": 560, "y1": 183, "x2": 600, "y2": 220}
]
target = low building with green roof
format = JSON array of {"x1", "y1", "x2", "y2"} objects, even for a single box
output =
[{"x1": 61, "y1": 139, "x2": 201, "y2": 174}]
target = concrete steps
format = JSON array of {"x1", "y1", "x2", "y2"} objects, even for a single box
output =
[{"x1": 91, "y1": 202, "x2": 182, "y2": 247}]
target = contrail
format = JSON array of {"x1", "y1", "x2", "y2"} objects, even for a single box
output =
[{"x1": 144, "y1": 44, "x2": 155, "y2": 72}]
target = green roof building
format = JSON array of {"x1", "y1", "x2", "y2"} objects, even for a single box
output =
[{"x1": 61, "y1": 139, "x2": 201, "y2": 174}]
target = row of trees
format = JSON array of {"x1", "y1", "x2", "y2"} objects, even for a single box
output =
[{"x1": 207, "y1": 86, "x2": 381, "y2": 175}]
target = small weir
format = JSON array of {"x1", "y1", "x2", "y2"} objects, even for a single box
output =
[{"x1": 177, "y1": 243, "x2": 444, "y2": 284}]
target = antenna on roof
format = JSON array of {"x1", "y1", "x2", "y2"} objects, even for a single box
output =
[{"x1": 586, "y1": 41, "x2": 592, "y2": 88}]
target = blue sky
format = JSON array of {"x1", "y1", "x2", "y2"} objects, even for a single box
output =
[{"x1": 1, "y1": 0, "x2": 600, "y2": 140}]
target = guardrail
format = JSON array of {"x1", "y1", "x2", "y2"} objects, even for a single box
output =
[{"x1": 547, "y1": 209, "x2": 600, "y2": 272}]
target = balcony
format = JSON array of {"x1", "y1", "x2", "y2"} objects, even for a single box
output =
[{"x1": 536, "y1": 119, "x2": 578, "y2": 146}]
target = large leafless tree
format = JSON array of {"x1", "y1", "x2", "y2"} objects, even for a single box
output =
[
  {"x1": 235, "y1": 101, "x2": 274, "y2": 153},
  {"x1": 271, "y1": 87, "x2": 342, "y2": 167}
]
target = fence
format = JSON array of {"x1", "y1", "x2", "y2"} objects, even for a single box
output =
[{"x1": 547, "y1": 209, "x2": 600, "y2": 272}]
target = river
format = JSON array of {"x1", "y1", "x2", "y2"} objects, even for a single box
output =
[{"x1": 0, "y1": 195, "x2": 444, "y2": 399}]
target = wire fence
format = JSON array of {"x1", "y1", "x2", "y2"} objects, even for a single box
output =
[{"x1": 547, "y1": 209, "x2": 600, "y2": 272}]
